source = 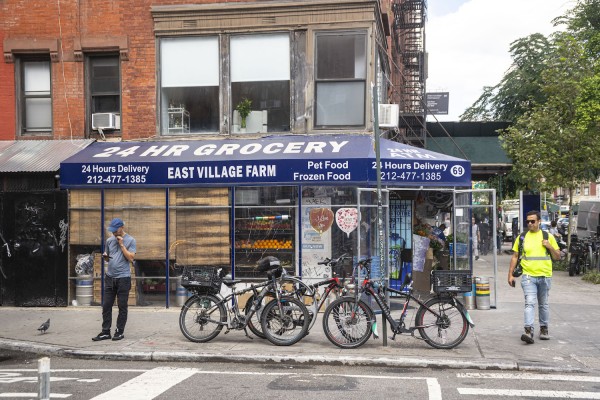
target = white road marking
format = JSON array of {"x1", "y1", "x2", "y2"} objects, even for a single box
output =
[
  {"x1": 89, "y1": 367, "x2": 197, "y2": 400},
  {"x1": 1, "y1": 368, "x2": 442, "y2": 400},
  {"x1": 458, "y1": 388, "x2": 600, "y2": 398},
  {"x1": 457, "y1": 372, "x2": 600, "y2": 383},
  {"x1": 0, "y1": 393, "x2": 71, "y2": 398}
]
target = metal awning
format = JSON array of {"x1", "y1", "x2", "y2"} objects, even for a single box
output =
[
  {"x1": 60, "y1": 135, "x2": 471, "y2": 188},
  {"x1": 0, "y1": 139, "x2": 94, "y2": 173}
]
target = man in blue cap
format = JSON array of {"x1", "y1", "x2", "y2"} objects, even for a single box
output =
[{"x1": 93, "y1": 218, "x2": 136, "y2": 341}]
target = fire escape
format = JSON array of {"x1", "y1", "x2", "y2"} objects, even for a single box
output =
[{"x1": 392, "y1": 0, "x2": 426, "y2": 147}]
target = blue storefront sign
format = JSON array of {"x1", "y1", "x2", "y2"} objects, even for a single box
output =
[{"x1": 60, "y1": 135, "x2": 471, "y2": 188}]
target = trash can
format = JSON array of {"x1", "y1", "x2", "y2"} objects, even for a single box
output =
[
  {"x1": 475, "y1": 276, "x2": 490, "y2": 310},
  {"x1": 176, "y1": 276, "x2": 189, "y2": 307},
  {"x1": 75, "y1": 275, "x2": 93, "y2": 306},
  {"x1": 462, "y1": 282, "x2": 476, "y2": 310}
]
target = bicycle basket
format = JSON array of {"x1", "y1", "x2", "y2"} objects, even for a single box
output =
[
  {"x1": 181, "y1": 266, "x2": 223, "y2": 294},
  {"x1": 431, "y1": 270, "x2": 472, "y2": 293}
]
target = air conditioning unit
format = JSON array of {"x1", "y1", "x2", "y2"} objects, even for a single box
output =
[
  {"x1": 92, "y1": 113, "x2": 121, "y2": 130},
  {"x1": 378, "y1": 104, "x2": 399, "y2": 128}
]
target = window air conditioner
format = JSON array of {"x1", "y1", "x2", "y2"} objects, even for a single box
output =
[
  {"x1": 378, "y1": 104, "x2": 399, "y2": 128},
  {"x1": 92, "y1": 113, "x2": 121, "y2": 130}
]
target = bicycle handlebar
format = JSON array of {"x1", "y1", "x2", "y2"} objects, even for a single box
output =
[{"x1": 318, "y1": 253, "x2": 350, "y2": 266}]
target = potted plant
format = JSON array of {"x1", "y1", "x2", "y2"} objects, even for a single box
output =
[{"x1": 235, "y1": 98, "x2": 252, "y2": 130}]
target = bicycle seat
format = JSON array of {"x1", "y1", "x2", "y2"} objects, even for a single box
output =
[{"x1": 222, "y1": 278, "x2": 242, "y2": 287}]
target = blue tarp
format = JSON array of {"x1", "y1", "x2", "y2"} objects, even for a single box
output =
[{"x1": 59, "y1": 134, "x2": 471, "y2": 188}]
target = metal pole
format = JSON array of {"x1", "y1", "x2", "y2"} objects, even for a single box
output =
[
  {"x1": 38, "y1": 357, "x2": 50, "y2": 400},
  {"x1": 372, "y1": 83, "x2": 387, "y2": 346}
]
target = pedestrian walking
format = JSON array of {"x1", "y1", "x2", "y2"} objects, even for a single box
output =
[
  {"x1": 508, "y1": 210, "x2": 560, "y2": 344},
  {"x1": 93, "y1": 218, "x2": 136, "y2": 342},
  {"x1": 497, "y1": 217, "x2": 505, "y2": 255},
  {"x1": 479, "y1": 218, "x2": 491, "y2": 255}
]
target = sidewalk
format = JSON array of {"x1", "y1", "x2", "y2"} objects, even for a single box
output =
[{"x1": 1, "y1": 248, "x2": 600, "y2": 372}]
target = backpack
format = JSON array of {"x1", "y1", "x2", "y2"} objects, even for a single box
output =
[{"x1": 518, "y1": 230, "x2": 550, "y2": 258}]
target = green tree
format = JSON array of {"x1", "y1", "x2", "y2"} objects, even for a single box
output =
[
  {"x1": 460, "y1": 33, "x2": 553, "y2": 122},
  {"x1": 462, "y1": 0, "x2": 600, "y2": 252}
]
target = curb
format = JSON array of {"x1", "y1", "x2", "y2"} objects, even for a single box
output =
[{"x1": 0, "y1": 338, "x2": 584, "y2": 373}]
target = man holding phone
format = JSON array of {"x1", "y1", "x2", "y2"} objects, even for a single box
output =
[{"x1": 92, "y1": 218, "x2": 136, "y2": 341}]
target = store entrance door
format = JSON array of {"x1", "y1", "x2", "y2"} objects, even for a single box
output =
[{"x1": 453, "y1": 189, "x2": 498, "y2": 308}]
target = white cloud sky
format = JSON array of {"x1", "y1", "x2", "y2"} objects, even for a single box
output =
[{"x1": 426, "y1": 0, "x2": 575, "y2": 121}]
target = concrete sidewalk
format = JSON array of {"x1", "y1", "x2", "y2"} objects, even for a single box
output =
[{"x1": 1, "y1": 250, "x2": 600, "y2": 372}]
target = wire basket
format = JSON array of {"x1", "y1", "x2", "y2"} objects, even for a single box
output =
[
  {"x1": 431, "y1": 270, "x2": 473, "y2": 293},
  {"x1": 181, "y1": 266, "x2": 223, "y2": 294}
]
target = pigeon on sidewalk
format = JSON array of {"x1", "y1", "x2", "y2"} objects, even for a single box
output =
[{"x1": 37, "y1": 319, "x2": 50, "y2": 334}]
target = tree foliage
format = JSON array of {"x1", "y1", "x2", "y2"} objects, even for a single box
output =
[{"x1": 461, "y1": 0, "x2": 600, "y2": 196}]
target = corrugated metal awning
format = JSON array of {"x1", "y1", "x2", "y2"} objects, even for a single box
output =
[{"x1": 0, "y1": 140, "x2": 94, "y2": 173}]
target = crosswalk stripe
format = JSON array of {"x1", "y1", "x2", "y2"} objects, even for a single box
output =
[
  {"x1": 458, "y1": 388, "x2": 600, "y2": 399},
  {"x1": 89, "y1": 367, "x2": 197, "y2": 400},
  {"x1": 0, "y1": 394, "x2": 71, "y2": 398},
  {"x1": 457, "y1": 372, "x2": 600, "y2": 382}
]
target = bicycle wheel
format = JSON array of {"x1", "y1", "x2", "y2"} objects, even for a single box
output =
[
  {"x1": 416, "y1": 296, "x2": 469, "y2": 349},
  {"x1": 244, "y1": 292, "x2": 276, "y2": 339},
  {"x1": 261, "y1": 297, "x2": 310, "y2": 346},
  {"x1": 179, "y1": 294, "x2": 226, "y2": 343},
  {"x1": 322, "y1": 297, "x2": 373, "y2": 349}
]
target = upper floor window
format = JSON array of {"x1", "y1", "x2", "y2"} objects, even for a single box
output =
[
  {"x1": 18, "y1": 58, "x2": 52, "y2": 134},
  {"x1": 160, "y1": 37, "x2": 220, "y2": 134},
  {"x1": 86, "y1": 55, "x2": 121, "y2": 129},
  {"x1": 158, "y1": 34, "x2": 291, "y2": 135},
  {"x1": 87, "y1": 55, "x2": 121, "y2": 133},
  {"x1": 315, "y1": 32, "x2": 366, "y2": 128},
  {"x1": 231, "y1": 34, "x2": 290, "y2": 133}
]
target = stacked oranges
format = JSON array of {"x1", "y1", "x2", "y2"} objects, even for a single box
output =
[{"x1": 252, "y1": 239, "x2": 293, "y2": 249}]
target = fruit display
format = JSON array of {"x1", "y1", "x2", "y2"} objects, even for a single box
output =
[{"x1": 235, "y1": 238, "x2": 292, "y2": 250}]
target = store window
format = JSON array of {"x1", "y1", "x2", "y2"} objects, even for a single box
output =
[
  {"x1": 234, "y1": 186, "x2": 297, "y2": 279},
  {"x1": 231, "y1": 34, "x2": 291, "y2": 133},
  {"x1": 17, "y1": 57, "x2": 52, "y2": 135},
  {"x1": 314, "y1": 32, "x2": 366, "y2": 127},
  {"x1": 87, "y1": 55, "x2": 121, "y2": 133},
  {"x1": 160, "y1": 37, "x2": 220, "y2": 134}
]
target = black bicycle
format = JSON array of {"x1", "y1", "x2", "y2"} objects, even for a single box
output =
[
  {"x1": 179, "y1": 258, "x2": 310, "y2": 346},
  {"x1": 242, "y1": 254, "x2": 349, "y2": 339},
  {"x1": 322, "y1": 258, "x2": 474, "y2": 349}
]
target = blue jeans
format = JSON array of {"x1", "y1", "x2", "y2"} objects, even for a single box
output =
[
  {"x1": 101, "y1": 276, "x2": 131, "y2": 333},
  {"x1": 521, "y1": 274, "x2": 552, "y2": 329}
]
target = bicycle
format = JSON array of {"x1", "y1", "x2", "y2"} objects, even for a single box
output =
[
  {"x1": 178, "y1": 258, "x2": 310, "y2": 346},
  {"x1": 569, "y1": 235, "x2": 589, "y2": 276},
  {"x1": 243, "y1": 254, "x2": 350, "y2": 339},
  {"x1": 322, "y1": 258, "x2": 475, "y2": 349}
]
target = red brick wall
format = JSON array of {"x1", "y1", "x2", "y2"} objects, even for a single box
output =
[
  {"x1": 1, "y1": 0, "x2": 251, "y2": 140},
  {"x1": 0, "y1": 27, "x2": 16, "y2": 140}
]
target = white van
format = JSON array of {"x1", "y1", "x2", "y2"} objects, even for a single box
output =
[
  {"x1": 504, "y1": 211, "x2": 519, "y2": 241},
  {"x1": 577, "y1": 200, "x2": 600, "y2": 235}
]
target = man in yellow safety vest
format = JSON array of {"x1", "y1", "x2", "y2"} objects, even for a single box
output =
[{"x1": 508, "y1": 210, "x2": 560, "y2": 344}]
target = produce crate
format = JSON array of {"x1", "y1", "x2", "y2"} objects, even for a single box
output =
[
  {"x1": 431, "y1": 270, "x2": 473, "y2": 293},
  {"x1": 143, "y1": 283, "x2": 166, "y2": 293}
]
